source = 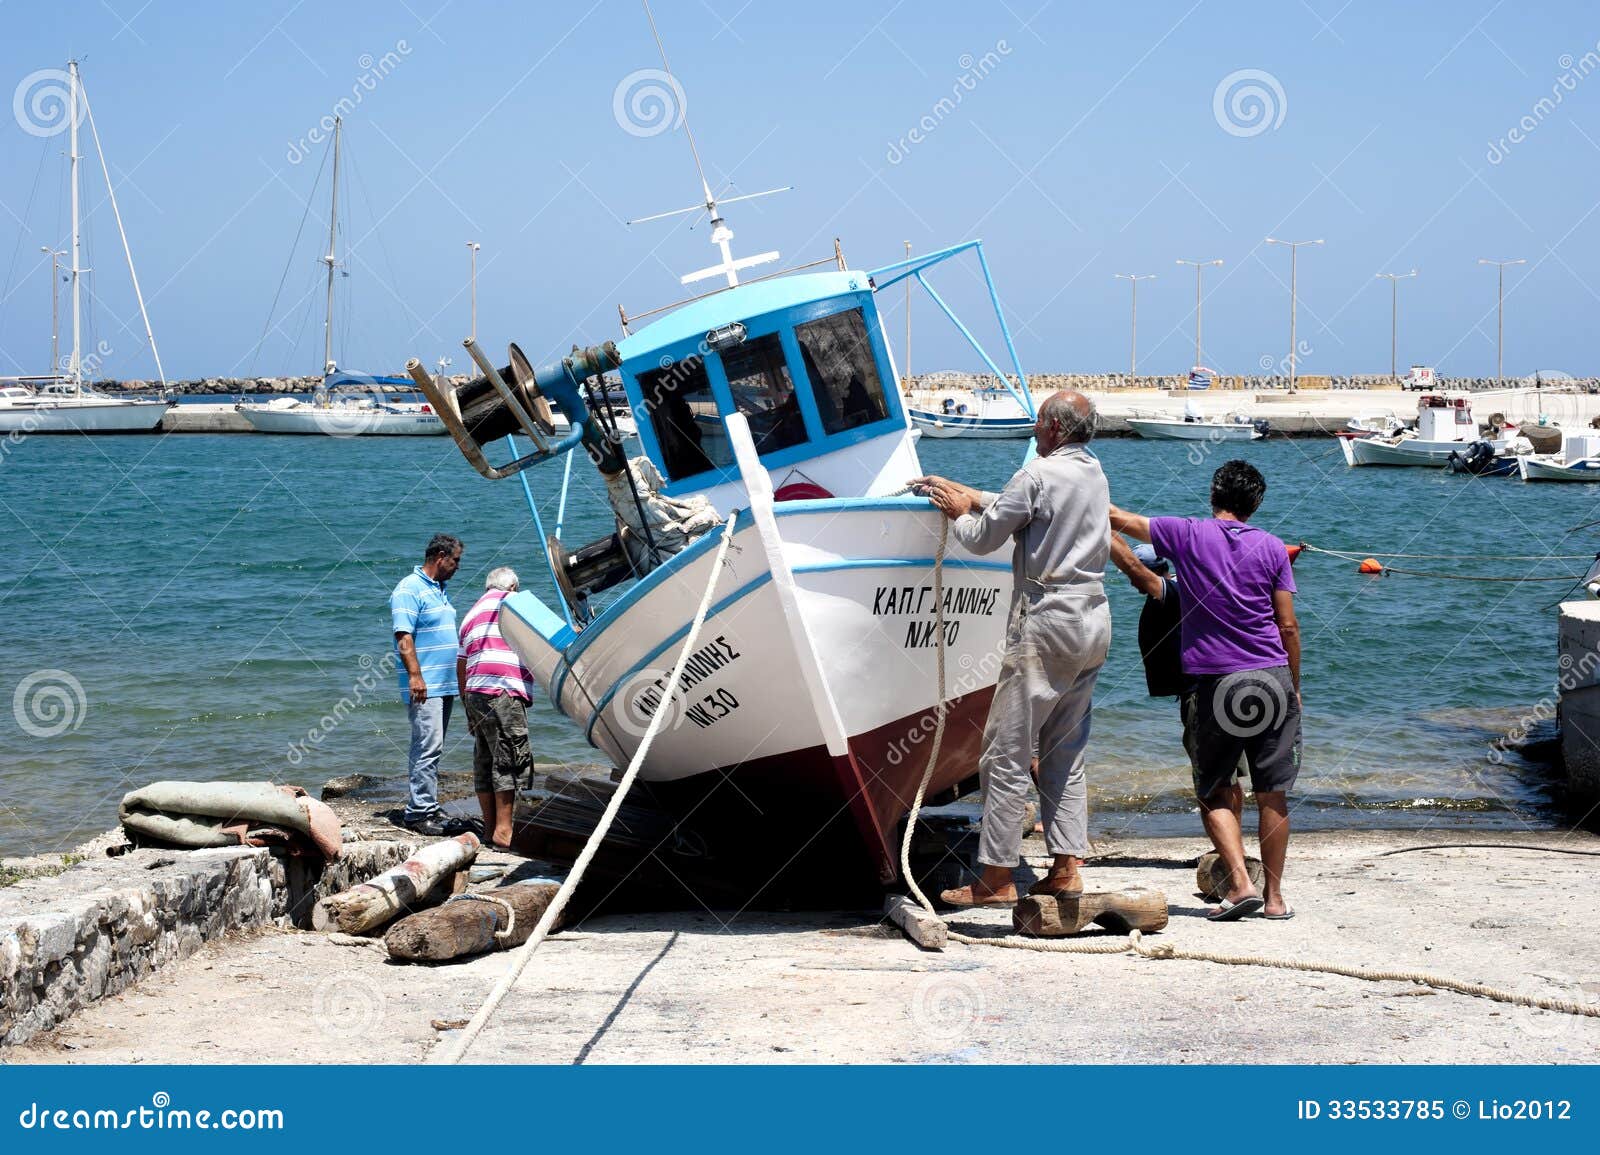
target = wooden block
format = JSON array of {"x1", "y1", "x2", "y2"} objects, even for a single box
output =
[
  {"x1": 385, "y1": 881, "x2": 562, "y2": 962},
  {"x1": 883, "y1": 894, "x2": 947, "y2": 951},
  {"x1": 1195, "y1": 852, "x2": 1265, "y2": 900},
  {"x1": 1013, "y1": 888, "x2": 1169, "y2": 938}
]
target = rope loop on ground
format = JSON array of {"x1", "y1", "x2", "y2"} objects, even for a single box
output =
[{"x1": 446, "y1": 892, "x2": 517, "y2": 941}]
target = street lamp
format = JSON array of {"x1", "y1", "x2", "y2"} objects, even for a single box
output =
[
  {"x1": 1477, "y1": 258, "x2": 1525, "y2": 385},
  {"x1": 1175, "y1": 258, "x2": 1223, "y2": 369},
  {"x1": 466, "y1": 241, "x2": 481, "y2": 343},
  {"x1": 39, "y1": 246, "x2": 66, "y2": 376},
  {"x1": 1265, "y1": 237, "x2": 1324, "y2": 393},
  {"x1": 1374, "y1": 270, "x2": 1417, "y2": 380},
  {"x1": 1113, "y1": 273, "x2": 1156, "y2": 378}
]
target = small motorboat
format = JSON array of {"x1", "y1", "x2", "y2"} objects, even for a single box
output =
[
  {"x1": 1518, "y1": 433, "x2": 1600, "y2": 482},
  {"x1": 906, "y1": 387, "x2": 1034, "y2": 439},
  {"x1": 1338, "y1": 409, "x2": 1406, "y2": 439},
  {"x1": 1127, "y1": 400, "x2": 1266, "y2": 441},
  {"x1": 1341, "y1": 394, "x2": 1507, "y2": 466}
]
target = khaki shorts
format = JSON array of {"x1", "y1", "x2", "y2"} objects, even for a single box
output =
[{"x1": 464, "y1": 691, "x2": 532, "y2": 795}]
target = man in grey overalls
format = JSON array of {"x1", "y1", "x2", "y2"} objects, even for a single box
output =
[{"x1": 912, "y1": 391, "x2": 1112, "y2": 907}]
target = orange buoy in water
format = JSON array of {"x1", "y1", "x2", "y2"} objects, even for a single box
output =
[
  {"x1": 1286, "y1": 544, "x2": 1304, "y2": 565},
  {"x1": 1358, "y1": 557, "x2": 1385, "y2": 575}
]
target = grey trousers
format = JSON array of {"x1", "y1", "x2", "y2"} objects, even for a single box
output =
[{"x1": 976, "y1": 590, "x2": 1111, "y2": 868}]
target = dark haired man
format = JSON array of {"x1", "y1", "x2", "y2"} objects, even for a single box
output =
[
  {"x1": 391, "y1": 533, "x2": 465, "y2": 835},
  {"x1": 1109, "y1": 460, "x2": 1300, "y2": 921}
]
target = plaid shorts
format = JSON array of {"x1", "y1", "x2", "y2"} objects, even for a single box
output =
[{"x1": 463, "y1": 691, "x2": 533, "y2": 794}]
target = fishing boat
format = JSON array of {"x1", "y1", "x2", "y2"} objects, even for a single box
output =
[
  {"x1": 404, "y1": 64, "x2": 1038, "y2": 901},
  {"x1": 1340, "y1": 393, "x2": 1505, "y2": 466},
  {"x1": 0, "y1": 62, "x2": 172, "y2": 434},
  {"x1": 1126, "y1": 401, "x2": 1267, "y2": 441},
  {"x1": 237, "y1": 118, "x2": 442, "y2": 437},
  {"x1": 906, "y1": 386, "x2": 1034, "y2": 438},
  {"x1": 1517, "y1": 433, "x2": 1600, "y2": 482}
]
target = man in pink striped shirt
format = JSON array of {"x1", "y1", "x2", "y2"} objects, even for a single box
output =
[{"x1": 458, "y1": 566, "x2": 539, "y2": 848}]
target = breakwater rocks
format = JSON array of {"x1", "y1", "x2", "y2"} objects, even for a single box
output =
[
  {"x1": 96, "y1": 375, "x2": 475, "y2": 396},
  {"x1": 0, "y1": 839, "x2": 416, "y2": 1046},
  {"x1": 910, "y1": 372, "x2": 1600, "y2": 393}
]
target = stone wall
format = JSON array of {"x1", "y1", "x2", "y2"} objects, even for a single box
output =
[
  {"x1": 0, "y1": 840, "x2": 415, "y2": 1046},
  {"x1": 909, "y1": 372, "x2": 1600, "y2": 393}
]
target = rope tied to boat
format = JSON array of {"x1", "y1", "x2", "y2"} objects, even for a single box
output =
[
  {"x1": 434, "y1": 510, "x2": 741, "y2": 1065},
  {"x1": 894, "y1": 509, "x2": 1600, "y2": 1019}
]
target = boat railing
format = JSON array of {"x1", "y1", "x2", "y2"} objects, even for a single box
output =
[{"x1": 617, "y1": 242, "x2": 848, "y2": 335}]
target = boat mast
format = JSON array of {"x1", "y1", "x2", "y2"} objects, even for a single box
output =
[
  {"x1": 68, "y1": 60, "x2": 82, "y2": 394},
  {"x1": 79, "y1": 66, "x2": 169, "y2": 389},
  {"x1": 322, "y1": 117, "x2": 341, "y2": 377}
]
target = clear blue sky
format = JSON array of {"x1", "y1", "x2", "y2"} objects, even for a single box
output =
[{"x1": 3, "y1": 0, "x2": 1598, "y2": 382}]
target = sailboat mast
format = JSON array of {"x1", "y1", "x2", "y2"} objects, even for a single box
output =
[
  {"x1": 322, "y1": 117, "x2": 341, "y2": 377},
  {"x1": 69, "y1": 60, "x2": 82, "y2": 392}
]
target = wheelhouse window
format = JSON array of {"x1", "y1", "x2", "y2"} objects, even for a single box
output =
[
  {"x1": 637, "y1": 356, "x2": 732, "y2": 480},
  {"x1": 796, "y1": 308, "x2": 889, "y2": 435},
  {"x1": 718, "y1": 333, "x2": 809, "y2": 456}
]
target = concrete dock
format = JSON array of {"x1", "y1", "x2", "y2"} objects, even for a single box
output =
[{"x1": 9, "y1": 827, "x2": 1600, "y2": 1064}]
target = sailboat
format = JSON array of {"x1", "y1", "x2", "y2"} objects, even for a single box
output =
[
  {"x1": 0, "y1": 61, "x2": 172, "y2": 434},
  {"x1": 401, "y1": 23, "x2": 1038, "y2": 902},
  {"x1": 237, "y1": 117, "x2": 443, "y2": 436}
]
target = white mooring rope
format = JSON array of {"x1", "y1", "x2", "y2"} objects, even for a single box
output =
[
  {"x1": 895, "y1": 510, "x2": 1600, "y2": 1020},
  {"x1": 434, "y1": 511, "x2": 740, "y2": 1064}
]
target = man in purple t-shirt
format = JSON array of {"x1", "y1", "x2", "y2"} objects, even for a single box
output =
[{"x1": 1110, "y1": 460, "x2": 1301, "y2": 922}]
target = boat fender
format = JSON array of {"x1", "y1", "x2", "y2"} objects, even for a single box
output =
[
  {"x1": 957, "y1": 403, "x2": 969, "y2": 415},
  {"x1": 942, "y1": 397, "x2": 956, "y2": 413},
  {"x1": 1357, "y1": 557, "x2": 1385, "y2": 575},
  {"x1": 1286, "y1": 544, "x2": 1303, "y2": 565}
]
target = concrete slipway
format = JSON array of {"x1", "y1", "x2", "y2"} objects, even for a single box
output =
[{"x1": 8, "y1": 827, "x2": 1599, "y2": 1065}]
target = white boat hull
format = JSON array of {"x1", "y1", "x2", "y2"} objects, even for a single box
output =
[
  {"x1": 907, "y1": 409, "x2": 1034, "y2": 438},
  {"x1": 0, "y1": 399, "x2": 170, "y2": 433},
  {"x1": 1126, "y1": 418, "x2": 1261, "y2": 441},
  {"x1": 1339, "y1": 435, "x2": 1490, "y2": 466},
  {"x1": 1517, "y1": 455, "x2": 1600, "y2": 481},
  {"x1": 499, "y1": 498, "x2": 1009, "y2": 883},
  {"x1": 237, "y1": 403, "x2": 446, "y2": 436}
]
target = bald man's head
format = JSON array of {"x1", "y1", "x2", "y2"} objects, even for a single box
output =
[{"x1": 1036, "y1": 389, "x2": 1096, "y2": 452}]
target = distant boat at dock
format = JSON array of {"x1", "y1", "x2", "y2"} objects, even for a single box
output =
[
  {"x1": 906, "y1": 386, "x2": 1034, "y2": 438},
  {"x1": 235, "y1": 117, "x2": 443, "y2": 438},
  {"x1": 1, "y1": 61, "x2": 172, "y2": 434},
  {"x1": 1126, "y1": 399, "x2": 1267, "y2": 441},
  {"x1": 1517, "y1": 432, "x2": 1600, "y2": 481},
  {"x1": 1340, "y1": 393, "x2": 1510, "y2": 466}
]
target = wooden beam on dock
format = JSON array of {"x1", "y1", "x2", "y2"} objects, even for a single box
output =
[{"x1": 884, "y1": 894, "x2": 947, "y2": 951}]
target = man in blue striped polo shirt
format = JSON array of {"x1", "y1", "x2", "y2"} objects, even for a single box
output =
[{"x1": 391, "y1": 533, "x2": 465, "y2": 835}]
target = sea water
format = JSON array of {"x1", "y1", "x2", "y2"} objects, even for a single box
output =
[{"x1": 0, "y1": 433, "x2": 1588, "y2": 854}]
